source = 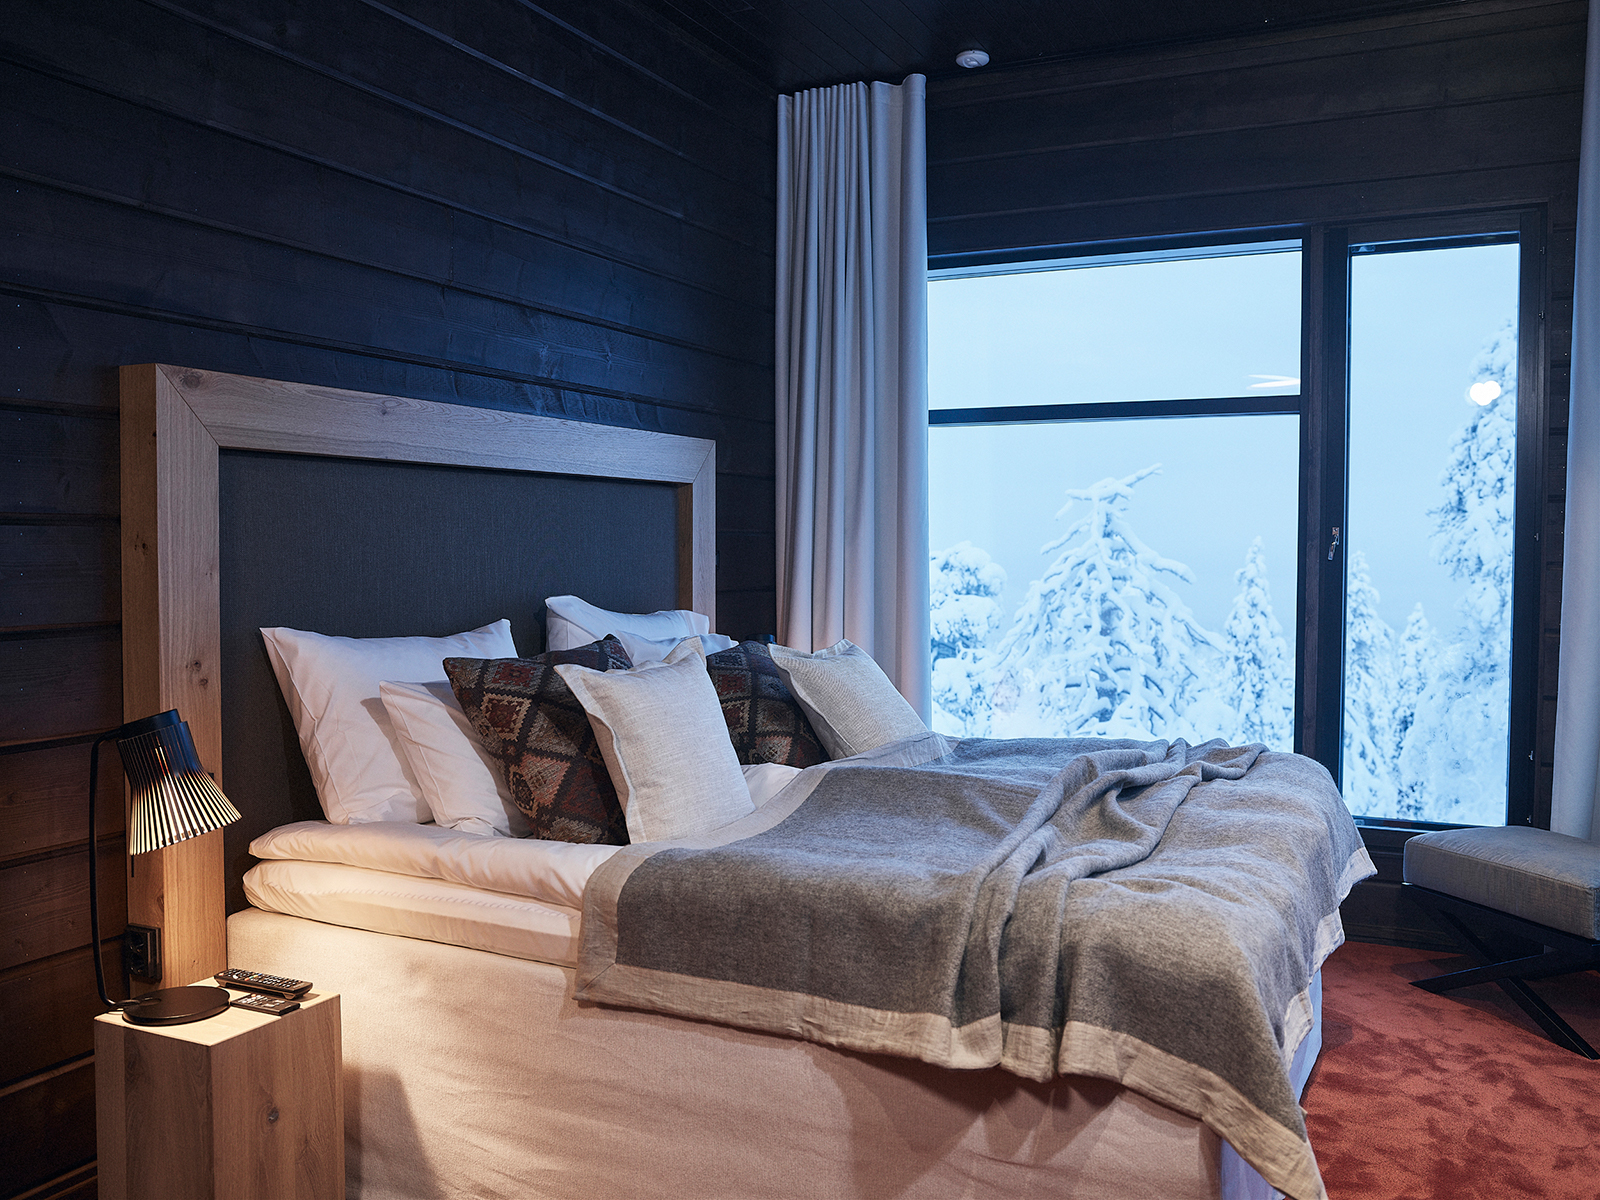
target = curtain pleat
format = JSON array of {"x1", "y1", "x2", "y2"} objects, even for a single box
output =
[
  {"x1": 1552, "y1": 8, "x2": 1600, "y2": 840},
  {"x1": 775, "y1": 75, "x2": 930, "y2": 718}
]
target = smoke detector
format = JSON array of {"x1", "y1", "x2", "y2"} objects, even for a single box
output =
[{"x1": 955, "y1": 47, "x2": 990, "y2": 69}]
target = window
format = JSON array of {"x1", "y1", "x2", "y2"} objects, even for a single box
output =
[
  {"x1": 929, "y1": 243, "x2": 1303, "y2": 747},
  {"x1": 1341, "y1": 238, "x2": 1521, "y2": 825},
  {"x1": 929, "y1": 214, "x2": 1544, "y2": 829}
]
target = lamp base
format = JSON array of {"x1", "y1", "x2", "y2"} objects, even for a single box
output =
[{"x1": 121, "y1": 985, "x2": 231, "y2": 1025}]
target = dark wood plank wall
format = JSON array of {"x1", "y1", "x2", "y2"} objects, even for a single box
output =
[
  {"x1": 0, "y1": 1, "x2": 775, "y2": 1194},
  {"x1": 925, "y1": 0, "x2": 1586, "y2": 947}
]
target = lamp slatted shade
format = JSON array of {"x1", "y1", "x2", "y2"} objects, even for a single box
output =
[{"x1": 118, "y1": 716, "x2": 242, "y2": 855}]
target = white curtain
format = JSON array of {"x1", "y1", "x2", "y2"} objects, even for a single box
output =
[
  {"x1": 1553, "y1": 9, "x2": 1600, "y2": 841},
  {"x1": 775, "y1": 75, "x2": 931, "y2": 718}
]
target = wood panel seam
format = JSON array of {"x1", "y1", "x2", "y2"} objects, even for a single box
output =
[
  {"x1": 0, "y1": 164, "x2": 776, "y2": 368},
  {"x1": 508, "y1": 0, "x2": 776, "y2": 120},
  {"x1": 0, "y1": 51, "x2": 775, "y2": 304},
  {"x1": 930, "y1": 159, "x2": 1582, "y2": 225},
  {"x1": 357, "y1": 0, "x2": 764, "y2": 171},
  {"x1": 930, "y1": 86, "x2": 1588, "y2": 169},
  {"x1": 928, "y1": 0, "x2": 1586, "y2": 105},
  {"x1": 0, "y1": 513, "x2": 120, "y2": 526},
  {"x1": 0, "y1": 1052, "x2": 93, "y2": 1101},
  {"x1": 0, "y1": 622, "x2": 121, "y2": 640},
  {"x1": 0, "y1": 399, "x2": 118, "y2": 420},
  {"x1": 0, "y1": 831, "x2": 127, "y2": 873},
  {"x1": 0, "y1": 280, "x2": 767, "y2": 422},
  {"x1": 7, "y1": 1161, "x2": 97, "y2": 1200},
  {"x1": 140, "y1": 0, "x2": 771, "y2": 251}
]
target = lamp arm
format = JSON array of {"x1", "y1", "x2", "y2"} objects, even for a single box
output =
[{"x1": 87, "y1": 731, "x2": 133, "y2": 1012}]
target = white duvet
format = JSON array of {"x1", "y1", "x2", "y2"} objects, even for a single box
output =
[{"x1": 243, "y1": 762, "x2": 803, "y2": 963}]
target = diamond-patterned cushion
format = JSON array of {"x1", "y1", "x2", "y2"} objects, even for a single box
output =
[
  {"x1": 705, "y1": 641, "x2": 828, "y2": 769},
  {"x1": 444, "y1": 636, "x2": 633, "y2": 845}
]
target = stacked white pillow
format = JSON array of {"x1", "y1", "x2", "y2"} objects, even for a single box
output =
[
  {"x1": 544, "y1": 594, "x2": 734, "y2": 661},
  {"x1": 263, "y1": 613, "x2": 784, "y2": 842},
  {"x1": 378, "y1": 680, "x2": 531, "y2": 838},
  {"x1": 261, "y1": 621, "x2": 519, "y2": 825}
]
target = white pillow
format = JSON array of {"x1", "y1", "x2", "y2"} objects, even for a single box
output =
[
  {"x1": 260, "y1": 621, "x2": 519, "y2": 824},
  {"x1": 766, "y1": 639, "x2": 929, "y2": 759},
  {"x1": 742, "y1": 762, "x2": 801, "y2": 810},
  {"x1": 544, "y1": 594, "x2": 733, "y2": 660},
  {"x1": 555, "y1": 639, "x2": 753, "y2": 843},
  {"x1": 379, "y1": 680, "x2": 530, "y2": 838},
  {"x1": 612, "y1": 628, "x2": 736, "y2": 665}
]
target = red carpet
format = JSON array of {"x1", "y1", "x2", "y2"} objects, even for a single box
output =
[{"x1": 1303, "y1": 941, "x2": 1600, "y2": 1199}]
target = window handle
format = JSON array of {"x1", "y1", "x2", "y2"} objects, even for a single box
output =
[{"x1": 1327, "y1": 526, "x2": 1341, "y2": 560}]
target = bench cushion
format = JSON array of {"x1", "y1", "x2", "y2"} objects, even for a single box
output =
[{"x1": 1403, "y1": 826, "x2": 1600, "y2": 940}]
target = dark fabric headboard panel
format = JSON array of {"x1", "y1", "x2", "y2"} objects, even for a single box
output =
[{"x1": 218, "y1": 448, "x2": 679, "y2": 913}]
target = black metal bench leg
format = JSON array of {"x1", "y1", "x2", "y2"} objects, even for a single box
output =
[
  {"x1": 1492, "y1": 976, "x2": 1599, "y2": 1059},
  {"x1": 1412, "y1": 907, "x2": 1599, "y2": 1059}
]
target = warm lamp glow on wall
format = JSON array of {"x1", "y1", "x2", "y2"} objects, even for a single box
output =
[{"x1": 88, "y1": 710, "x2": 242, "y2": 1025}]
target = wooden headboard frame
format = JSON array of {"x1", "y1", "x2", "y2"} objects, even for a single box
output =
[{"x1": 119, "y1": 364, "x2": 716, "y2": 990}]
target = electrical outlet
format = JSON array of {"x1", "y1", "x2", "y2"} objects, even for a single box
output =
[{"x1": 124, "y1": 924, "x2": 162, "y2": 983}]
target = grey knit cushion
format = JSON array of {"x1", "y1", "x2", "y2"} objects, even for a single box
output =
[{"x1": 1403, "y1": 826, "x2": 1600, "y2": 940}]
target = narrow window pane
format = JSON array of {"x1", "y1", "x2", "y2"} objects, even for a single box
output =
[
  {"x1": 1343, "y1": 241, "x2": 1519, "y2": 825},
  {"x1": 929, "y1": 416, "x2": 1299, "y2": 746},
  {"x1": 928, "y1": 249, "x2": 1301, "y2": 410}
]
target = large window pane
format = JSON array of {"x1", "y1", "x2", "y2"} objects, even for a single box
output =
[
  {"x1": 1343, "y1": 241, "x2": 1520, "y2": 825},
  {"x1": 929, "y1": 248, "x2": 1301, "y2": 410},
  {"x1": 929, "y1": 416, "x2": 1300, "y2": 745}
]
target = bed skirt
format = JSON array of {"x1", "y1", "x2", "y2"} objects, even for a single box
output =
[{"x1": 228, "y1": 908, "x2": 1320, "y2": 1200}]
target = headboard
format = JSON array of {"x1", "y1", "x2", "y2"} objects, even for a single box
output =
[{"x1": 120, "y1": 364, "x2": 716, "y2": 988}]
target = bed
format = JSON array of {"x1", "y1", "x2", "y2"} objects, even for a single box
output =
[{"x1": 119, "y1": 364, "x2": 1369, "y2": 1200}]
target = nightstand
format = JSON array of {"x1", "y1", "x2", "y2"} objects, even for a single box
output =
[{"x1": 94, "y1": 987, "x2": 343, "y2": 1200}]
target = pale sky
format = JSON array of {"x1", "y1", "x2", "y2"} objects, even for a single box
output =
[{"x1": 929, "y1": 242, "x2": 1520, "y2": 647}]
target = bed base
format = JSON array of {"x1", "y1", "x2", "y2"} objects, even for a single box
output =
[{"x1": 228, "y1": 909, "x2": 1317, "y2": 1200}]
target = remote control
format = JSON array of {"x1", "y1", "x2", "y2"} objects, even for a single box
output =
[
  {"x1": 230, "y1": 992, "x2": 300, "y2": 1016},
  {"x1": 214, "y1": 968, "x2": 313, "y2": 999}
]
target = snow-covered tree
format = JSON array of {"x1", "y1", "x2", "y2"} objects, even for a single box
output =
[
  {"x1": 931, "y1": 542, "x2": 1006, "y2": 661},
  {"x1": 1342, "y1": 551, "x2": 1398, "y2": 814},
  {"x1": 929, "y1": 542, "x2": 1006, "y2": 736},
  {"x1": 1218, "y1": 537, "x2": 1294, "y2": 749},
  {"x1": 986, "y1": 466, "x2": 1224, "y2": 740},
  {"x1": 1398, "y1": 318, "x2": 1517, "y2": 824},
  {"x1": 1391, "y1": 603, "x2": 1434, "y2": 820}
]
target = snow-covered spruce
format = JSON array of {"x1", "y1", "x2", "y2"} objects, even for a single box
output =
[
  {"x1": 1397, "y1": 317, "x2": 1517, "y2": 825},
  {"x1": 929, "y1": 542, "x2": 1007, "y2": 736},
  {"x1": 985, "y1": 466, "x2": 1226, "y2": 740},
  {"x1": 1342, "y1": 550, "x2": 1400, "y2": 815},
  {"x1": 1218, "y1": 537, "x2": 1295, "y2": 750}
]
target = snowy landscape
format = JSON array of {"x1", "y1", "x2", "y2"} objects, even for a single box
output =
[{"x1": 930, "y1": 318, "x2": 1518, "y2": 828}]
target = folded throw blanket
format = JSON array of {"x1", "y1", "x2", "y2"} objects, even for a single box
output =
[{"x1": 580, "y1": 733, "x2": 1372, "y2": 1200}]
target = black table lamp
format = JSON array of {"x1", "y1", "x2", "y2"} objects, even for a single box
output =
[{"x1": 89, "y1": 709, "x2": 243, "y2": 1025}]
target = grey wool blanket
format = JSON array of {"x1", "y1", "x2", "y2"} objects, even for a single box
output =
[{"x1": 578, "y1": 733, "x2": 1373, "y2": 1200}]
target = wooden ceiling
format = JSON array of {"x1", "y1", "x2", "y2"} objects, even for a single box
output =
[{"x1": 637, "y1": 0, "x2": 1464, "y2": 91}]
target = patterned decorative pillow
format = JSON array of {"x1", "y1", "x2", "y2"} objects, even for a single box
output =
[
  {"x1": 704, "y1": 641, "x2": 829, "y2": 768},
  {"x1": 444, "y1": 636, "x2": 633, "y2": 845}
]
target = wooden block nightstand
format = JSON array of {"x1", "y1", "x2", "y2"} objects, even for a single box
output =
[{"x1": 94, "y1": 987, "x2": 343, "y2": 1200}]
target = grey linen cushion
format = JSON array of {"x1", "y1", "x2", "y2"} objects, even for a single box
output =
[
  {"x1": 1403, "y1": 826, "x2": 1600, "y2": 939},
  {"x1": 555, "y1": 639, "x2": 753, "y2": 844},
  {"x1": 766, "y1": 639, "x2": 927, "y2": 759}
]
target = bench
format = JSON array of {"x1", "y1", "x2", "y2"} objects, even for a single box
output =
[{"x1": 1402, "y1": 825, "x2": 1600, "y2": 1058}]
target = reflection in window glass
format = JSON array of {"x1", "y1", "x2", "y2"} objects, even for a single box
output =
[
  {"x1": 928, "y1": 248, "x2": 1302, "y2": 410},
  {"x1": 929, "y1": 416, "x2": 1300, "y2": 746},
  {"x1": 1343, "y1": 241, "x2": 1519, "y2": 825}
]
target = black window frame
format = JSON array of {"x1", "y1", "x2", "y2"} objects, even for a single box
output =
[
  {"x1": 1301, "y1": 209, "x2": 1547, "y2": 832},
  {"x1": 928, "y1": 207, "x2": 1548, "y2": 832}
]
